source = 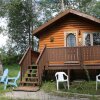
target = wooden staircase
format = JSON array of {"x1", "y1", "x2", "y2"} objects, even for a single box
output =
[{"x1": 15, "y1": 65, "x2": 39, "y2": 92}]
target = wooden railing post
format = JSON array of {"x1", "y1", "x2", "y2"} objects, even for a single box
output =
[
  {"x1": 79, "y1": 46, "x2": 83, "y2": 68},
  {"x1": 36, "y1": 45, "x2": 47, "y2": 85}
]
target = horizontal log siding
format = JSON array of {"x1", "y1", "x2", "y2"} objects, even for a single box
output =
[{"x1": 39, "y1": 15, "x2": 100, "y2": 51}]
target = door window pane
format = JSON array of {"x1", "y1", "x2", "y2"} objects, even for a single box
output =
[{"x1": 67, "y1": 33, "x2": 76, "y2": 47}]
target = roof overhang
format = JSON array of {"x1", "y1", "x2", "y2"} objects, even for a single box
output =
[{"x1": 33, "y1": 9, "x2": 100, "y2": 36}]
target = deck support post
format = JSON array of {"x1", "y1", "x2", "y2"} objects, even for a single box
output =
[{"x1": 68, "y1": 69, "x2": 70, "y2": 84}]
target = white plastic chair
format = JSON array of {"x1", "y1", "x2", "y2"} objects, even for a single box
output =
[
  {"x1": 55, "y1": 72, "x2": 69, "y2": 90},
  {"x1": 4, "y1": 71, "x2": 20, "y2": 90},
  {"x1": 0, "y1": 69, "x2": 8, "y2": 83},
  {"x1": 96, "y1": 74, "x2": 100, "y2": 90}
]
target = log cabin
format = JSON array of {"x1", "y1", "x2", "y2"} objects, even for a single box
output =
[{"x1": 18, "y1": 9, "x2": 100, "y2": 91}]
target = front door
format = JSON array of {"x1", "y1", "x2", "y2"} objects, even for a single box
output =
[{"x1": 67, "y1": 33, "x2": 76, "y2": 47}]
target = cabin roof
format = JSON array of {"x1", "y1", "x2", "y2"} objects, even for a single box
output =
[{"x1": 33, "y1": 9, "x2": 100, "y2": 36}]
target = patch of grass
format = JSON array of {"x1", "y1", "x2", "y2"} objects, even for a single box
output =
[
  {"x1": 0, "y1": 96, "x2": 10, "y2": 100},
  {"x1": 41, "y1": 81, "x2": 100, "y2": 96},
  {"x1": 67, "y1": 81, "x2": 97, "y2": 95},
  {"x1": 4, "y1": 64, "x2": 20, "y2": 77},
  {"x1": 0, "y1": 64, "x2": 20, "y2": 93},
  {"x1": 41, "y1": 81, "x2": 56, "y2": 92}
]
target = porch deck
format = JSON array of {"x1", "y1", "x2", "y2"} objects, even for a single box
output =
[
  {"x1": 38, "y1": 46, "x2": 100, "y2": 70},
  {"x1": 35, "y1": 46, "x2": 100, "y2": 84},
  {"x1": 20, "y1": 46, "x2": 100, "y2": 86}
]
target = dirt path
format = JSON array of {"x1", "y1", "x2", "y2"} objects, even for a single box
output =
[{"x1": 4, "y1": 90, "x2": 90, "y2": 100}]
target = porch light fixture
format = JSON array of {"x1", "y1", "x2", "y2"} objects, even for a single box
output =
[{"x1": 78, "y1": 30, "x2": 81, "y2": 36}]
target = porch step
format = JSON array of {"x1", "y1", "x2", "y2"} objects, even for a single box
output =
[
  {"x1": 27, "y1": 73, "x2": 37, "y2": 77},
  {"x1": 28, "y1": 69, "x2": 37, "y2": 71},
  {"x1": 28, "y1": 65, "x2": 37, "y2": 69},
  {"x1": 25, "y1": 77, "x2": 38, "y2": 82},
  {"x1": 14, "y1": 86, "x2": 39, "y2": 92},
  {"x1": 20, "y1": 64, "x2": 38, "y2": 88},
  {"x1": 25, "y1": 77, "x2": 38, "y2": 79},
  {"x1": 20, "y1": 81, "x2": 38, "y2": 86},
  {"x1": 28, "y1": 69, "x2": 37, "y2": 73},
  {"x1": 20, "y1": 81, "x2": 38, "y2": 84}
]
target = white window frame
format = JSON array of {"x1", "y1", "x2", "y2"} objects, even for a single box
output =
[
  {"x1": 64, "y1": 30, "x2": 78, "y2": 47},
  {"x1": 82, "y1": 31, "x2": 100, "y2": 46}
]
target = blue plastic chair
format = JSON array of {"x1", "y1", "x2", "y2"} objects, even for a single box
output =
[
  {"x1": 0, "y1": 69, "x2": 8, "y2": 83},
  {"x1": 4, "y1": 71, "x2": 20, "y2": 90}
]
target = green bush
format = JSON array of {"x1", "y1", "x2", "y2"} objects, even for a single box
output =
[{"x1": 1, "y1": 54, "x2": 22, "y2": 65}]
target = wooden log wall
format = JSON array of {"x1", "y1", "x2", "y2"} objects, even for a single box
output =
[{"x1": 38, "y1": 14, "x2": 100, "y2": 51}]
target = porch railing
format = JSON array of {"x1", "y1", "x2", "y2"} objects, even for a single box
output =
[
  {"x1": 47, "y1": 46, "x2": 100, "y2": 64},
  {"x1": 35, "y1": 46, "x2": 100, "y2": 85},
  {"x1": 47, "y1": 47, "x2": 80, "y2": 62},
  {"x1": 36, "y1": 46, "x2": 48, "y2": 85},
  {"x1": 19, "y1": 47, "x2": 39, "y2": 81}
]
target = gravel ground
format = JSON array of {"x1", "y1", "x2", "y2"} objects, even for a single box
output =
[{"x1": 4, "y1": 90, "x2": 90, "y2": 100}]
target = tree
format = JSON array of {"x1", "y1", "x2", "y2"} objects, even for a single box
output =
[
  {"x1": 90, "y1": 1, "x2": 100, "y2": 18},
  {"x1": 7, "y1": 0, "x2": 34, "y2": 53},
  {"x1": 0, "y1": 0, "x2": 6, "y2": 17}
]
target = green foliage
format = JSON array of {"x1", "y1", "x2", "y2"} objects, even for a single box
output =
[
  {"x1": 7, "y1": 0, "x2": 31, "y2": 53},
  {"x1": 2, "y1": 54, "x2": 21, "y2": 65},
  {"x1": 42, "y1": 81, "x2": 99, "y2": 95},
  {"x1": 0, "y1": 47, "x2": 22, "y2": 65},
  {"x1": 42, "y1": 81, "x2": 56, "y2": 92},
  {"x1": 91, "y1": 1, "x2": 100, "y2": 18},
  {"x1": 0, "y1": 0, "x2": 6, "y2": 17}
]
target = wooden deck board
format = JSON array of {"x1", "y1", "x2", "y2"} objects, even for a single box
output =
[
  {"x1": 14, "y1": 86, "x2": 40, "y2": 92},
  {"x1": 45, "y1": 64, "x2": 100, "y2": 70}
]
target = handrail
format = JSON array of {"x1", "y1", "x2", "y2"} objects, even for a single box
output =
[
  {"x1": 19, "y1": 46, "x2": 32, "y2": 81},
  {"x1": 36, "y1": 45, "x2": 46, "y2": 65},
  {"x1": 19, "y1": 46, "x2": 40, "y2": 82},
  {"x1": 36, "y1": 45, "x2": 47, "y2": 85},
  {"x1": 19, "y1": 46, "x2": 31, "y2": 65}
]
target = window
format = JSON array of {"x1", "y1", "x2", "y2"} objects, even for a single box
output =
[
  {"x1": 84, "y1": 33, "x2": 91, "y2": 46},
  {"x1": 83, "y1": 32, "x2": 100, "y2": 46},
  {"x1": 93, "y1": 32, "x2": 100, "y2": 45},
  {"x1": 67, "y1": 33, "x2": 76, "y2": 47}
]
